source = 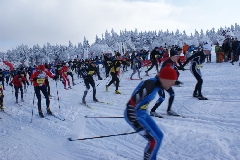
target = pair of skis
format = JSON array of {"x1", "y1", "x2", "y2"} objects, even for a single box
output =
[
  {"x1": 79, "y1": 100, "x2": 113, "y2": 110},
  {"x1": 36, "y1": 113, "x2": 65, "y2": 122}
]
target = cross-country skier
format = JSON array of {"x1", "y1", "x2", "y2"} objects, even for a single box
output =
[
  {"x1": 80, "y1": 60, "x2": 103, "y2": 104},
  {"x1": 130, "y1": 54, "x2": 142, "y2": 80},
  {"x1": 124, "y1": 64, "x2": 177, "y2": 160},
  {"x1": 106, "y1": 52, "x2": 122, "y2": 94},
  {"x1": 0, "y1": 69, "x2": 5, "y2": 90},
  {"x1": 30, "y1": 64, "x2": 57, "y2": 118},
  {"x1": 150, "y1": 47, "x2": 184, "y2": 117},
  {"x1": 0, "y1": 85, "x2": 4, "y2": 111},
  {"x1": 182, "y1": 43, "x2": 212, "y2": 100},
  {"x1": 59, "y1": 62, "x2": 72, "y2": 89},
  {"x1": 9, "y1": 71, "x2": 29, "y2": 103},
  {"x1": 3, "y1": 69, "x2": 11, "y2": 86},
  {"x1": 145, "y1": 47, "x2": 160, "y2": 75}
]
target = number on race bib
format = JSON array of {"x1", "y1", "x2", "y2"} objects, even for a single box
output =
[{"x1": 37, "y1": 78, "x2": 45, "y2": 84}]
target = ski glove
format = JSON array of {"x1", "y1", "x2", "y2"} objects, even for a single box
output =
[
  {"x1": 9, "y1": 83, "x2": 13, "y2": 87},
  {"x1": 178, "y1": 67, "x2": 185, "y2": 71},
  {"x1": 53, "y1": 75, "x2": 58, "y2": 81}
]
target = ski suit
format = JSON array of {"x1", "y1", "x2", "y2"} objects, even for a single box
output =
[
  {"x1": 30, "y1": 68, "x2": 55, "y2": 112},
  {"x1": 124, "y1": 77, "x2": 164, "y2": 160},
  {"x1": 182, "y1": 50, "x2": 207, "y2": 96},
  {"x1": 10, "y1": 74, "x2": 28, "y2": 100},
  {"x1": 80, "y1": 63, "x2": 102, "y2": 102},
  {"x1": 60, "y1": 65, "x2": 71, "y2": 88}
]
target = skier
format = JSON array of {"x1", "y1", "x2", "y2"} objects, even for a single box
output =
[
  {"x1": 130, "y1": 54, "x2": 142, "y2": 80},
  {"x1": 9, "y1": 71, "x2": 29, "y2": 103},
  {"x1": 103, "y1": 53, "x2": 112, "y2": 78},
  {"x1": 30, "y1": 64, "x2": 57, "y2": 118},
  {"x1": 145, "y1": 47, "x2": 160, "y2": 75},
  {"x1": 124, "y1": 64, "x2": 178, "y2": 160},
  {"x1": 19, "y1": 67, "x2": 28, "y2": 92},
  {"x1": 0, "y1": 69, "x2": 5, "y2": 90},
  {"x1": 0, "y1": 85, "x2": 4, "y2": 111},
  {"x1": 182, "y1": 43, "x2": 212, "y2": 100},
  {"x1": 44, "y1": 65, "x2": 53, "y2": 96},
  {"x1": 80, "y1": 60, "x2": 103, "y2": 104},
  {"x1": 106, "y1": 52, "x2": 122, "y2": 94},
  {"x1": 66, "y1": 63, "x2": 76, "y2": 85},
  {"x1": 59, "y1": 62, "x2": 71, "y2": 89},
  {"x1": 150, "y1": 47, "x2": 184, "y2": 117},
  {"x1": 230, "y1": 39, "x2": 240, "y2": 65},
  {"x1": 3, "y1": 69, "x2": 11, "y2": 86}
]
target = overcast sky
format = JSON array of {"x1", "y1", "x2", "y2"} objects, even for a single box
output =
[{"x1": 0, "y1": 0, "x2": 239, "y2": 52}]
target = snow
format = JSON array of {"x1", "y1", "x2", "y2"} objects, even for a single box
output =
[{"x1": 1, "y1": 53, "x2": 240, "y2": 160}]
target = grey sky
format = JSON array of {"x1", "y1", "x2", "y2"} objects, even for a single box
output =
[{"x1": 0, "y1": 0, "x2": 239, "y2": 52}]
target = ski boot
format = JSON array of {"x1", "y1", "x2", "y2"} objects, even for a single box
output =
[
  {"x1": 39, "y1": 110, "x2": 44, "y2": 118},
  {"x1": 21, "y1": 98, "x2": 24, "y2": 102},
  {"x1": 93, "y1": 98, "x2": 99, "y2": 102},
  {"x1": 167, "y1": 110, "x2": 180, "y2": 116},
  {"x1": 198, "y1": 95, "x2": 208, "y2": 100},
  {"x1": 16, "y1": 99, "x2": 18, "y2": 103},
  {"x1": 82, "y1": 98, "x2": 86, "y2": 105},
  {"x1": 193, "y1": 92, "x2": 200, "y2": 98},
  {"x1": 46, "y1": 107, "x2": 53, "y2": 115},
  {"x1": 115, "y1": 90, "x2": 121, "y2": 94},
  {"x1": 106, "y1": 85, "x2": 109, "y2": 91},
  {"x1": 150, "y1": 111, "x2": 163, "y2": 118},
  {"x1": 0, "y1": 106, "x2": 4, "y2": 111}
]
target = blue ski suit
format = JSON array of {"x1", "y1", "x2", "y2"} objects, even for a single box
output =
[{"x1": 124, "y1": 77, "x2": 164, "y2": 160}]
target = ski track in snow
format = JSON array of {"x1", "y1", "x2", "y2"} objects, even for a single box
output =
[{"x1": 1, "y1": 55, "x2": 240, "y2": 160}]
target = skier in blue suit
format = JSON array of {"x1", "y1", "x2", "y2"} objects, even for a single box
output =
[{"x1": 124, "y1": 63, "x2": 177, "y2": 160}]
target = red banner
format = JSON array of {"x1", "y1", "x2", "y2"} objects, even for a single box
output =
[{"x1": 3, "y1": 61, "x2": 14, "y2": 71}]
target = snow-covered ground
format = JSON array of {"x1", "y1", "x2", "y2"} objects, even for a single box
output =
[{"x1": 1, "y1": 53, "x2": 240, "y2": 160}]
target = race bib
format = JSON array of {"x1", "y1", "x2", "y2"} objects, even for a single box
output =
[
  {"x1": 37, "y1": 78, "x2": 45, "y2": 84},
  {"x1": 88, "y1": 71, "x2": 95, "y2": 75}
]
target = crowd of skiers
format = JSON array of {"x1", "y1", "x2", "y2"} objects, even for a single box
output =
[{"x1": 0, "y1": 41, "x2": 238, "y2": 159}]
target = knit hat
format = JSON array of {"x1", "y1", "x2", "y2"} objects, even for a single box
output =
[
  {"x1": 203, "y1": 43, "x2": 211, "y2": 51},
  {"x1": 175, "y1": 46, "x2": 182, "y2": 51},
  {"x1": 39, "y1": 64, "x2": 45, "y2": 71},
  {"x1": 170, "y1": 50, "x2": 180, "y2": 57},
  {"x1": 159, "y1": 63, "x2": 177, "y2": 80}
]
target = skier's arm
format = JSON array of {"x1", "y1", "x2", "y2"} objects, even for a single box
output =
[
  {"x1": 94, "y1": 67, "x2": 102, "y2": 80},
  {"x1": 182, "y1": 52, "x2": 199, "y2": 67}
]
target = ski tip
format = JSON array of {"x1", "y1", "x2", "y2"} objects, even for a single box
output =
[{"x1": 68, "y1": 138, "x2": 74, "y2": 141}]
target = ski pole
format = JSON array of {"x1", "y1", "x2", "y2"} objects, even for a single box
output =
[
  {"x1": 85, "y1": 116, "x2": 124, "y2": 118},
  {"x1": 30, "y1": 93, "x2": 35, "y2": 123},
  {"x1": 55, "y1": 81, "x2": 61, "y2": 109},
  {"x1": 68, "y1": 131, "x2": 137, "y2": 141}
]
